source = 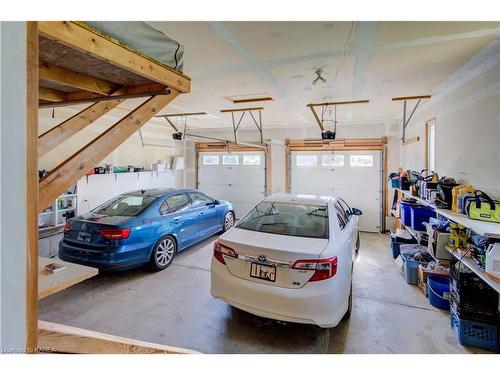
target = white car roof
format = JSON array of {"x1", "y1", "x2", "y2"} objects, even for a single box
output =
[{"x1": 264, "y1": 192, "x2": 336, "y2": 206}]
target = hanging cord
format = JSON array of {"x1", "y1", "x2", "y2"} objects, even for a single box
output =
[{"x1": 332, "y1": 21, "x2": 355, "y2": 88}]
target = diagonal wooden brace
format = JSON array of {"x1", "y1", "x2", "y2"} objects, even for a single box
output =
[{"x1": 38, "y1": 91, "x2": 179, "y2": 211}]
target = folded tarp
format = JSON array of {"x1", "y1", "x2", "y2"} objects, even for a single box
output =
[{"x1": 84, "y1": 21, "x2": 184, "y2": 72}]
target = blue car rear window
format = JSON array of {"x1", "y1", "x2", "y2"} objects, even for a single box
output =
[{"x1": 93, "y1": 194, "x2": 157, "y2": 217}]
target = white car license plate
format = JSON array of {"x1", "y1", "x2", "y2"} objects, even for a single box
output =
[{"x1": 250, "y1": 263, "x2": 276, "y2": 282}]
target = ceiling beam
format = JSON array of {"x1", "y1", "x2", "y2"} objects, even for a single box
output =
[
  {"x1": 39, "y1": 86, "x2": 67, "y2": 102},
  {"x1": 39, "y1": 92, "x2": 179, "y2": 210},
  {"x1": 39, "y1": 61, "x2": 117, "y2": 95},
  {"x1": 392, "y1": 95, "x2": 432, "y2": 101},
  {"x1": 38, "y1": 21, "x2": 191, "y2": 93},
  {"x1": 220, "y1": 107, "x2": 264, "y2": 113},
  {"x1": 307, "y1": 100, "x2": 370, "y2": 107},
  {"x1": 156, "y1": 112, "x2": 208, "y2": 117},
  {"x1": 39, "y1": 84, "x2": 169, "y2": 108}
]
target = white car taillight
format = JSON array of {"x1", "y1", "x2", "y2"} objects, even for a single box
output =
[
  {"x1": 292, "y1": 256, "x2": 338, "y2": 281},
  {"x1": 213, "y1": 240, "x2": 237, "y2": 265}
]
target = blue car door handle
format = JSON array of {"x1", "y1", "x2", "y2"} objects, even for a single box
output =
[
  {"x1": 199, "y1": 212, "x2": 204, "y2": 216},
  {"x1": 172, "y1": 218, "x2": 180, "y2": 224}
]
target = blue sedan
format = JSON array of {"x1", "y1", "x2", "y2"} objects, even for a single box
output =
[{"x1": 59, "y1": 188, "x2": 234, "y2": 271}]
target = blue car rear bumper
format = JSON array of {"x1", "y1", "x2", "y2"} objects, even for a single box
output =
[{"x1": 59, "y1": 240, "x2": 152, "y2": 271}]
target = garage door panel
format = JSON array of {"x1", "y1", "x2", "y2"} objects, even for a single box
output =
[
  {"x1": 198, "y1": 167, "x2": 265, "y2": 187},
  {"x1": 291, "y1": 150, "x2": 382, "y2": 232},
  {"x1": 198, "y1": 152, "x2": 266, "y2": 218}
]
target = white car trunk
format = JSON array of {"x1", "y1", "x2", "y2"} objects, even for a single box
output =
[{"x1": 219, "y1": 228, "x2": 328, "y2": 289}]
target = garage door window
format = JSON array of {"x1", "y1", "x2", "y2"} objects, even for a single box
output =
[
  {"x1": 202, "y1": 155, "x2": 219, "y2": 165},
  {"x1": 349, "y1": 155, "x2": 373, "y2": 167},
  {"x1": 296, "y1": 155, "x2": 317, "y2": 167},
  {"x1": 242, "y1": 154, "x2": 261, "y2": 165},
  {"x1": 322, "y1": 154, "x2": 344, "y2": 167},
  {"x1": 223, "y1": 155, "x2": 239, "y2": 165}
]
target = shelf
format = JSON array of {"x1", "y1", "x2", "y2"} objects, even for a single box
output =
[
  {"x1": 39, "y1": 211, "x2": 55, "y2": 216},
  {"x1": 446, "y1": 246, "x2": 500, "y2": 294},
  {"x1": 59, "y1": 194, "x2": 77, "y2": 198},
  {"x1": 57, "y1": 207, "x2": 76, "y2": 213},
  {"x1": 396, "y1": 188, "x2": 500, "y2": 239},
  {"x1": 38, "y1": 256, "x2": 98, "y2": 299}
]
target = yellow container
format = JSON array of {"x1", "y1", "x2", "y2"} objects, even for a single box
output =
[{"x1": 451, "y1": 185, "x2": 474, "y2": 212}]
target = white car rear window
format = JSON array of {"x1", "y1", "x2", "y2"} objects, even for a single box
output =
[{"x1": 236, "y1": 201, "x2": 329, "y2": 239}]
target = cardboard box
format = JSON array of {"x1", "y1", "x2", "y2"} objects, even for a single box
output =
[
  {"x1": 426, "y1": 226, "x2": 451, "y2": 260},
  {"x1": 417, "y1": 264, "x2": 449, "y2": 297}
]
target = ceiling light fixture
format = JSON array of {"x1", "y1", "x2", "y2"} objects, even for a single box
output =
[{"x1": 312, "y1": 69, "x2": 327, "y2": 85}]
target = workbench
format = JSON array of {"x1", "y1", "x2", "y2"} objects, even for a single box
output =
[{"x1": 38, "y1": 256, "x2": 98, "y2": 300}]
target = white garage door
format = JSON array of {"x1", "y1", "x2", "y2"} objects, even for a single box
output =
[
  {"x1": 290, "y1": 150, "x2": 382, "y2": 232},
  {"x1": 198, "y1": 152, "x2": 266, "y2": 218}
]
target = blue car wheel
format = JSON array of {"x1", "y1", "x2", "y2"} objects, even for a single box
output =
[
  {"x1": 223, "y1": 211, "x2": 235, "y2": 232},
  {"x1": 149, "y1": 235, "x2": 176, "y2": 271}
]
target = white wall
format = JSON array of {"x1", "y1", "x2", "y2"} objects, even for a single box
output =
[
  {"x1": 396, "y1": 41, "x2": 500, "y2": 198},
  {"x1": 0, "y1": 21, "x2": 27, "y2": 352},
  {"x1": 77, "y1": 171, "x2": 179, "y2": 213}
]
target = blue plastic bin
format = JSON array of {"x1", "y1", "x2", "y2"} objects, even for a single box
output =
[
  {"x1": 400, "y1": 201, "x2": 419, "y2": 226},
  {"x1": 451, "y1": 308, "x2": 499, "y2": 352},
  {"x1": 410, "y1": 205, "x2": 436, "y2": 231},
  {"x1": 401, "y1": 252, "x2": 430, "y2": 285},
  {"x1": 390, "y1": 235, "x2": 417, "y2": 259},
  {"x1": 428, "y1": 275, "x2": 450, "y2": 310}
]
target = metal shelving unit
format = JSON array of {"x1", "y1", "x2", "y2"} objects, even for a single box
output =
[{"x1": 38, "y1": 191, "x2": 78, "y2": 237}]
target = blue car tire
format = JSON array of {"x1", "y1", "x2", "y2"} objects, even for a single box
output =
[{"x1": 149, "y1": 235, "x2": 177, "y2": 271}]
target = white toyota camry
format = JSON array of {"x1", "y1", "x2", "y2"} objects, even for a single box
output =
[{"x1": 210, "y1": 193, "x2": 361, "y2": 328}]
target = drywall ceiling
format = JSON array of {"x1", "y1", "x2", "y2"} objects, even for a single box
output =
[{"x1": 39, "y1": 21, "x2": 499, "y2": 137}]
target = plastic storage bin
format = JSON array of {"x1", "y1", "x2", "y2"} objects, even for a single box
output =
[
  {"x1": 410, "y1": 206, "x2": 436, "y2": 231},
  {"x1": 450, "y1": 307, "x2": 499, "y2": 352},
  {"x1": 401, "y1": 252, "x2": 430, "y2": 285},
  {"x1": 390, "y1": 235, "x2": 417, "y2": 259},
  {"x1": 400, "y1": 201, "x2": 419, "y2": 226},
  {"x1": 428, "y1": 275, "x2": 450, "y2": 310}
]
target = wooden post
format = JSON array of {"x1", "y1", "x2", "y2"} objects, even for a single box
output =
[
  {"x1": 39, "y1": 92, "x2": 179, "y2": 210},
  {"x1": 26, "y1": 21, "x2": 39, "y2": 353}
]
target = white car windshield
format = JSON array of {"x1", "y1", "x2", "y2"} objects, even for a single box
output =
[{"x1": 236, "y1": 201, "x2": 329, "y2": 239}]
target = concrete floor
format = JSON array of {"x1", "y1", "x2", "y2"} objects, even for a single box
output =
[{"x1": 39, "y1": 232, "x2": 482, "y2": 353}]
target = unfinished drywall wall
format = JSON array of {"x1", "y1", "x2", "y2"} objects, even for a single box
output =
[
  {"x1": 396, "y1": 40, "x2": 500, "y2": 197},
  {"x1": 0, "y1": 21, "x2": 28, "y2": 352}
]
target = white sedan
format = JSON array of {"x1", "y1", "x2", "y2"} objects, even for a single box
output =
[{"x1": 210, "y1": 193, "x2": 361, "y2": 328}]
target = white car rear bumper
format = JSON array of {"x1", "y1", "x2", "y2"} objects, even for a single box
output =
[{"x1": 210, "y1": 258, "x2": 349, "y2": 328}]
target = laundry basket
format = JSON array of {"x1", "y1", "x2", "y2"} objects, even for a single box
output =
[{"x1": 428, "y1": 275, "x2": 450, "y2": 310}]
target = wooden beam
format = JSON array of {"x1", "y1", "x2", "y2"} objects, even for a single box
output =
[
  {"x1": 163, "y1": 117, "x2": 179, "y2": 132},
  {"x1": 39, "y1": 61, "x2": 117, "y2": 95},
  {"x1": 38, "y1": 98, "x2": 124, "y2": 157},
  {"x1": 38, "y1": 321, "x2": 198, "y2": 354},
  {"x1": 39, "y1": 92, "x2": 179, "y2": 210},
  {"x1": 26, "y1": 21, "x2": 39, "y2": 354},
  {"x1": 287, "y1": 138, "x2": 386, "y2": 151},
  {"x1": 308, "y1": 105, "x2": 324, "y2": 131},
  {"x1": 39, "y1": 86, "x2": 66, "y2": 102},
  {"x1": 307, "y1": 99, "x2": 370, "y2": 107},
  {"x1": 38, "y1": 21, "x2": 191, "y2": 93},
  {"x1": 266, "y1": 143, "x2": 272, "y2": 195},
  {"x1": 220, "y1": 107, "x2": 264, "y2": 113},
  {"x1": 157, "y1": 112, "x2": 207, "y2": 117},
  {"x1": 195, "y1": 141, "x2": 266, "y2": 153},
  {"x1": 402, "y1": 136, "x2": 420, "y2": 145},
  {"x1": 232, "y1": 96, "x2": 273, "y2": 104},
  {"x1": 392, "y1": 95, "x2": 431, "y2": 101}
]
